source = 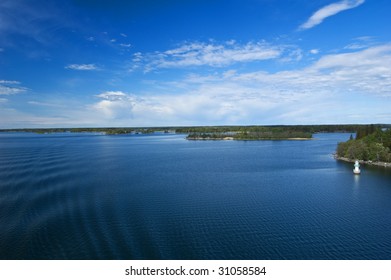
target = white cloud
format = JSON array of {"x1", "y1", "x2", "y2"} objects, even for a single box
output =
[
  {"x1": 91, "y1": 91, "x2": 137, "y2": 119},
  {"x1": 0, "y1": 87, "x2": 25, "y2": 95},
  {"x1": 0, "y1": 80, "x2": 27, "y2": 95},
  {"x1": 344, "y1": 36, "x2": 375, "y2": 50},
  {"x1": 65, "y1": 64, "x2": 99, "y2": 71},
  {"x1": 312, "y1": 44, "x2": 391, "y2": 70},
  {"x1": 343, "y1": 43, "x2": 366, "y2": 50},
  {"x1": 279, "y1": 48, "x2": 303, "y2": 62},
  {"x1": 0, "y1": 80, "x2": 20, "y2": 85},
  {"x1": 299, "y1": 0, "x2": 365, "y2": 30},
  {"x1": 311, "y1": 44, "x2": 391, "y2": 96},
  {"x1": 119, "y1": 43, "x2": 132, "y2": 48},
  {"x1": 92, "y1": 100, "x2": 130, "y2": 118},
  {"x1": 310, "y1": 49, "x2": 320, "y2": 54},
  {"x1": 137, "y1": 41, "x2": 286, "y2": 71},
  {"x1": 96, "y1": 91, "x2": 127, "y2": 100},
  {"x1": 230, "y1": 44, "x2": 391, "y2": 100},
  {"x1": 28, "y1": 101, "x2": 65, "y2": 108},
  {"x1": 132, "y1": 52, "x2": 143, "y2": 62}
]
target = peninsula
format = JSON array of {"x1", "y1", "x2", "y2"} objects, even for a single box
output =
[{"x1": 335, "y1": 125, "x2": 391, "y2": 167}]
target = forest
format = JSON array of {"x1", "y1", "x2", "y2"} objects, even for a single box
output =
[
  {"x1": 178, "y1": 124, "x2": 384, "y2": 140},
  {"x1": 186, "y1": 128, "x2": 312, "y2": 140},
  {"x1": 336, "y1": 125, "x2": 391, "y2": 163}
]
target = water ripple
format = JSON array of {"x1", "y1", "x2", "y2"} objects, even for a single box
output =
[{"x1": 1, "y1": 133, "x2": 391, "y2": 259}]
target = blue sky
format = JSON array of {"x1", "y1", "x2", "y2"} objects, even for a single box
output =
[{"x1": 1, "y1": 0, "x2": 391, "y2": 128}]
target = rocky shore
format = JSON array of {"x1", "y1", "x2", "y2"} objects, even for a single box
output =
[{"x1": 334, "y1": 155, "x2": 391, "y2": 168}]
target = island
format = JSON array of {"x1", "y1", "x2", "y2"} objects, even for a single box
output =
[
  {"x1": 335, "y1": 125, "x2": 391, "y2": 167},
  {"x1": 177, "y1": 125, "x2": 366, "y2": 140},
  {"x1": 186, "y1": 130, "x2": 312, "y2": 140}
]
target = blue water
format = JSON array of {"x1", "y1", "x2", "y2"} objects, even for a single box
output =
[{"x1": 0, "y1": 132, "x2": 390, "y2": 260}]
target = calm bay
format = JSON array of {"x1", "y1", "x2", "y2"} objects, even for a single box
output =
[{"x1": 0, "y1": 132, "x2": 390, "y2": 259}]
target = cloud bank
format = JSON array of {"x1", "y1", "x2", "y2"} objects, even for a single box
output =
[
  {"x1": 90, "y1": 44, "x2": 391, "y2": 126},
  {"x1": 299, "y1": 0, "x2": 365, "y2": 30}
]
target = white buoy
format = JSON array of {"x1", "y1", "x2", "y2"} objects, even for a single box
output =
[{"x1": 353, "y1": 160, "x2": 361, "y2": 175}]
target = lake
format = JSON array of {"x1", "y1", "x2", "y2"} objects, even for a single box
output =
[{"x1": 0, "y1": 132, "x2": 390, "y2": 259}]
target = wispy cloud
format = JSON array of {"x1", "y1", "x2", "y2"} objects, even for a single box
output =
[
  {"x1": 344, "y1": 36, "x2": 375, "y2": 50},
  {"x1": 0, "y1": 80, "x2": 20, "y2": 85},
  {"x1": 130, "y1": 40, "x2": 306, "y2": 73},
  {"x1": 65, "y1": 64, "x2": 99, "y2": 71},
  {"x1": 119, "y1": 43, "x2": 132, "y2": 48},
  {"x1": 0, "y1": 87, "x2": 25, "y2": 95},
  {"x1": 0, "y1": 80, "x2": 27, "y2": 95},
  {"x1": 235, "y1": 44, "x2": 391, "y2": 98},
  {"x1": 96, "y1": 91, "x2": 127, "y2": 100},
  {"x1": 0, "y1": 0, "x2": 70, "y2": 49},
  {"x1": 28, "y1": 101, "x2": 66, "y2": 108},
  {"x1": 299, "y1": 0, "x2": 365, "y2": 30},
  {"x1": 135, "y1": 41, "x2": 288, "y2": 72}
]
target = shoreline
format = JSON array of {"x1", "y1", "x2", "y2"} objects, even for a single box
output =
[
  {"x1": 334, "y1": 155, "x2": 391, "y2": 168},
  {"x1": 186, "y1": 137, "x2": 312, "y2": 141}
]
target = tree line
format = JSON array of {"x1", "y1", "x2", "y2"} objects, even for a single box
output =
[
  {"x1": 187, "y1": 130, "x2": 312, "y2": 140},
  {"x1": 337, "y1": 125, "x2": 391, "y2": 162}
]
